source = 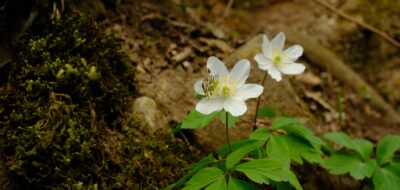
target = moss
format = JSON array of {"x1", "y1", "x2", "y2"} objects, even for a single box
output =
[
  {"x1": 0, "y1": 15, "x2": 135, "y2": 189},
  {"x1": 0, "y1": 13, "x2": 200, "y2": 189}
]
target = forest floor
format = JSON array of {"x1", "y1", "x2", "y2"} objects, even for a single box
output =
[
  {"x1": 102, "y1": 0, "x2": 400, "y2": 188},
  {"x1": 105, "y1": 0, "x2": 400, "y2": 144}
]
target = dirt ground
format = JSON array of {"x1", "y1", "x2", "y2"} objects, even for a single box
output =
[{"x1": 105, "y1": 0, "x2": 399, "y2": 144}]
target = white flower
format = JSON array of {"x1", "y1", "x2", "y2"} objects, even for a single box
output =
[
  {"x1": 194, "y1": 57, "x2": 264, "y2": 117},
  {"x1": 254, "y1": 32, "x2": 305, "y2": 81}
]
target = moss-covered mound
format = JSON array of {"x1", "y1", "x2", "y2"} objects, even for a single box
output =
[
  {"x1": 0, "y1": 15, "x2": 134, "y2": 188},
  {"x1": 0, "y1": 15, "x2": 197, "y2": 189}
]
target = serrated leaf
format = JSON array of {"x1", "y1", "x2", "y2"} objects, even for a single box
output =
[
  {"x1": 165, "y1": 154, "x2": 216, "y2": 190},
  {"x1": 182, "y1": 154, "x2": 215, "y2": 171},
  {"x1": 266, "y1": 135, "x2": 290, "y2": 168},
  {"x1": 219, "y1": 139, "x2": 258, "y2": 157},
  {"x1": 182, "y1": 167, "x2": 225, "y2": 190},
  {"x1": 376, "y1": 135, "x2": 400, "y2": 165},
  {"x1": 272, "y1": 117, "x2": 301, "y2": 129},
  {"x1": 287, "y1": 171, "x2": 303, "y2": 190},
  {"x1": 352, "y1": 139, "x2": 373, "y2": 161},
  {"x1": 251, "y1": 147, "x2": 266, "y2": 159},
  {"x1": 226, "y1": 140, "x2": 265, "y2": 169},
  {"x1": 324, "y1": 132, "x2": 373, "y2": 161},
  {"x1": 322, "y1": 153, "x2": 377, "y2": 180},
  {"x1": 220, "y1": 110, "x2": 238, "y2": 129},
  {"x1": 234, "y1": 159, "x2": 291, "y2": 184},
  {"x1": 279, "y1": 135, "x2": 323, "y2": 164},
  {"x1": 204, "y1": 175, "x2": 227, "y2": 190},
  {"x1": 257, "y1": 107, "x2": 276, "y2": 118},
  {"x1": 181, "y1": 109, "x2": 218, "y2": 129},
  {"x1": 271, "y1": 172, "x2": 303, "y2": 190},
  {"x1": 373, "y1": 162, "x2": 400, "y2": 190},
  {"x1": 228, "y1": 176, "x2": 260, "y2": 190},
  {"x1": 250, "y1": 128, "x2": 271, "y2": 142},
  {"x1": 324, "y1": 132, "x2": 355, "y2": 150}
]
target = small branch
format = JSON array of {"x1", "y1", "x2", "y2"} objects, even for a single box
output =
[
  {"x1": 216, "y1": 0, "x2": 234, "y2": 25},
  {"x1": 312, "y1": 0, "x2": 400, "y2": 49},
  {"x1": 242, "y1": 117, "x2": 272, "y2": 126}
]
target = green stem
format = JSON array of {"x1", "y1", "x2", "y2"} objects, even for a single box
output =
[
  {"x1": 252, "y1": 72, "x2": 268, "y2": 131},
  {"x1": 225, "y1": 111, "x2": 232, "y2": 153}
]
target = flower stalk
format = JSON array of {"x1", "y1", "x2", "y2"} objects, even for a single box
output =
[
  {"x1": 225, "y1": 111, "x2": 232, "y2": 153},
  {"x1": 252, "y1": 71, "x2": 268, "y2": 130}
]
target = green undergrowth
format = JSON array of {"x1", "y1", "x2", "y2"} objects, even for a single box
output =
[{"x1": 0, "y1": 15, "x2": 197, "y2": 189}]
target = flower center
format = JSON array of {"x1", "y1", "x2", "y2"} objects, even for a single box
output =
[
  {"x1": 274, "y1": 56, "x2": 282, "y2": 63},
  {"x1": 202, "y1": 75, "x2": 237, "y2": 98},
  {"x1": 222, "y1": 86, "x2": 231, "y2": 96}
]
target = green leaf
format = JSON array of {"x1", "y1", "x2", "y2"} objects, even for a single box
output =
[
  {"x1": 324, "y1": 132, "x2": 373, "y2": 161},
  {"x1": 376, "y1": 135, "x2": 400, "y2": 165},
  {"x1": 352, "y1": 139, "x2": 373, "y2": 161},
  {"x1": 182, "y1": 167, "x2": 225, "y2": 190},
  {"x1": 321, "y1": 152, "x2": 377, "y2": 180},
  {"x1": 279, "y1": 135, "x2": 323, "y2": 164},
  {"x1": 183, "y1": 154, "x2": 215, "y2": 171},
  {"x1": 272, "y1": 117, "x2": 301, "y2": 129},
  {"x1": 250, "y1": 128, "x2": 271, "y2": 142},
  {"x1": 251, "y1": 147, "x2": 266, "y2": 159},
  {"x1": 220, "y1": 110, "x2": 238, "y2": 129},
  {"x1": 373, "y1": 162, "x2": 400, "y2": 190},
  {"x1": 234, "y1": 159, "x2": 291, "y2": 185},
  {"x1": 287, "y1": 171, "x2": 302, "y2": 190},
  {"x1": 266, "y1": 135, "x2": 290, "y2": 168},
  {"x1": 204, "y1": 175, "x2": 227, "y2": 190},
  {"x1": 181, "y1": 109, "x2": 218, "y2": 129},
  {"x1": 257, "y1": 107, "x2": 276, "y2": 118},
  {"x1": 276, "y1": 124, "x2": 325, "y2": 150},
  {"x1": 165, "y1": 154, "x2": 216, "y2": 190},
  {"x1": 226, "y1": 140, "x2": 265, "y2": 169},
  {"x1": 219, "y1": 139, "x2": 258, "y2": 157},
  {"x1": 272, "y1": 117, "x2": 325, "y2": 150},
  {"x1": 228, "y1": 176, "x2": 260, "y2": 190},
  {"x1": 324, "y1": 132, "x2": 355, "y2": 149}
]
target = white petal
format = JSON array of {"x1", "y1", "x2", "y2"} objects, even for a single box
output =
[
  {"x1": 254, "y1": 54, "x2": 273, "y2": 71},
  {"x1": 224, "y1": 97, "x2": 247, "y2": 116},
  {"x1": 279, "y1": 63, "x2": 306, "y2": 75},
  {"x1": 271, "y1": 32, "x2": 285, "y2": 52},
  {"x1": 194, "y1": 80, "x2": 205, "y2": 95},
  {"x1": 207, "y1": 56, "x2": 228, "y2": 77},
  {"x1": 283, "y1": 45, "x2": 303, "y2": 62},
  {"x1": 229, "y1": 59, "x2": 250, "y2": 87},
  {"x1": 268, "y1": 67, "x2": 282, "y2": 81},
  {"x1": 234, "y1": 84, "x2": 264, "y2": 101},
  {"x1": 262, "y1": 34, "x2": 272, "y2": 59},
  {"x1": 196, "y1": 97, "x2": 224, "y2": 115}
]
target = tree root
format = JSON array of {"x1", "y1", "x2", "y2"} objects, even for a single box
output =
[{"x1": 284, "y1": 28, "x2": 400, "y2": 125}]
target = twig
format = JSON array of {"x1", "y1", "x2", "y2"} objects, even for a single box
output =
[
  {"x1": 312, "y1": 0, "x2": 400, "y2": 49},
  {"x1": 242, "y1": 117, "x2": 272, "y2": 126},
  {"x1": 216, "y1": 0, "x2": 234, "y2": 25}
]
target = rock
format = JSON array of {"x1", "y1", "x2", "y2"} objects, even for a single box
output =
[{"x1": 131, "y1": 96, "x2": 169, "y2": 133}]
